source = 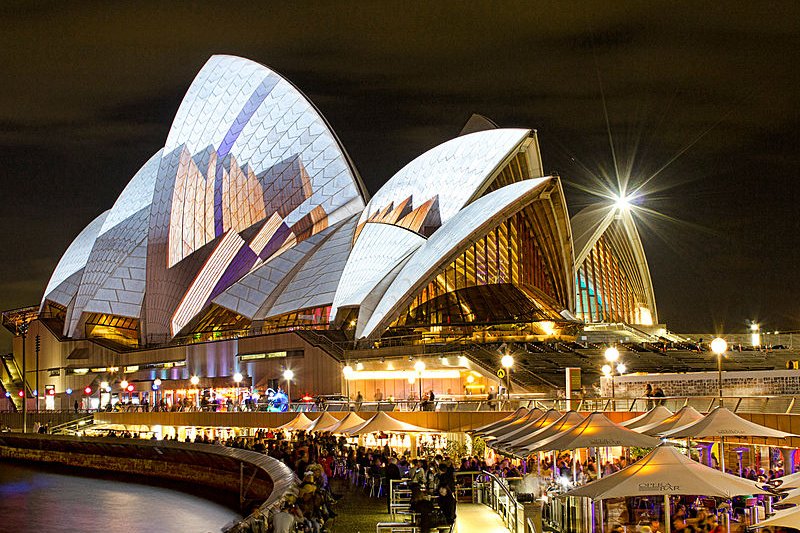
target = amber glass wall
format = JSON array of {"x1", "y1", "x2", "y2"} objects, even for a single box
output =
[
  {"x1": 575, "y1": 234, "x2": 638, "y2": 323},
  {"x1": 390, "y1": 211, "x2": 563, "y2": 329}
]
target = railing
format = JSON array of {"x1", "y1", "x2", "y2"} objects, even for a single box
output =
[
  {"x1": 10, "y1": 393, "x2": 800, "y2": 417},
  {"x1": 476, "y1": 471, "x2": 526, "y2": 533},
  {"x1": 49, "y1": 414, "x2": 95, "y2": 435},
  {"x1": 277, "y1": 393, "x2": 800, "y2": 415}
]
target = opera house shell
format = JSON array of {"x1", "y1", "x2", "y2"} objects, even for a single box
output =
[
  {"x1": 37, "y1": 54, "x2": 599, "y2": 348},
  {"x1": 0, "y1": 55, "x2": 658, "y2": 402}
]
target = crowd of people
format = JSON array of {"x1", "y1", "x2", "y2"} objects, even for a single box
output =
[{"x1": 220, "y1": 429, "x2": 499, "y2": 533}]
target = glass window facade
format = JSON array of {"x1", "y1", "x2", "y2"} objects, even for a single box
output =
[{"x1": 388, "y1": 211, "x2": 564, "y2": 330}]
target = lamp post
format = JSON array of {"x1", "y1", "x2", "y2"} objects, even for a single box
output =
[
  {"x1": 604, "y1": 346, "x2": 621, "y2": 410},
  {"x1": 233, "y1": 372, "x2": 243, "y2": 411},
  {"x1": 190, "y1": 375, "x2": 200, "y2": 409},
  {"x1": 283, "y1": 369, "x2": 294, "y2": 410},
  {"x1": 35, "y1": 334, "x2": 40, "y2": 412},
  {"x1": 343, "y1": 365, "x2": 353, "y2": 409},
  {"x1": 414, "y1": 360, "x2": 426, "y2": 404},
  {"x1": 18, "y1": 321, "x2": 28, "y2": 433},
  {"x1": 710, "y1": 337, "x2": 728, "y2": 473},
  {"x1": 153, "y1": 379, "x2": 161, "y2": 410},
  {"x1": 710, "y1": 337, "x2": 727, "y2": 407},
  {"x1": 501, "y1": 354, "x2": 514, "y2": 402}
]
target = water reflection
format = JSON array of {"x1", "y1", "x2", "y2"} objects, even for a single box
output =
[{"x1": 0, "y1": 461, "x2": 239, "y2": 532}]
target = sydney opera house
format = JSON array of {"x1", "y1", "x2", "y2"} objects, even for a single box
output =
[{"x1": 1, "y1": 55, "x2": 659, "y2": 408}]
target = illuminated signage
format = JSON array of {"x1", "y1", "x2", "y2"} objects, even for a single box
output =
[{"x1": 239, "y1": 351, "x2": 288, "y2": 360}]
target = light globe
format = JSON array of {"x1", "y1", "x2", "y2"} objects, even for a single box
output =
[
  {"x1": 190, "y1": 375, "x2": 200, "y2": 386},
  {"x1": 283, "y1": 369, "x2": 294, "y2": 381},
  {"x1": 616, "y1": 363, "x2": 627, "y2": 375},
  {"x1": 601, "y1": 364, "x2": 612, "y2": 376},
  {"x1": 414, "y1": 360, "x2": 426, "y2": 374},
  {"x1": 342, "y1": 365, "x2": 354, "y2": 376},
  {"x1": 501, "y1": 354, "x2": 514, "y2": 369},
  {"x1": 233, "y1": 372, "x2": 243, "y2": 384},
  {"x1": 604, "y1": 347, "x2": 620, "y2": 363},
  {"x1": 710, "y1": 337, "x2": 728, "y2": 355}
]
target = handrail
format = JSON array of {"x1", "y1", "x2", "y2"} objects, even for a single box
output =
[
  {"x1": 479, "y1": 470, "x2": 525, "y2": 533},
  {"x1": 261, "y1": 393, "x2": 800, "y2": 415}
]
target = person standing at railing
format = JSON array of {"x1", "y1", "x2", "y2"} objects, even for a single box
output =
[
  {"x1": 487, "y1": 386, "x2": 497, "y2": 410},
  {"x1": 653, "y1": 386, "x2": 666, "y2": 406},
  {"x1": 354, "y1": 391, "x2": 363, "y2": 411},
  {"x1": 645, "y1": 384, "x2": 654, "y2": 409}
]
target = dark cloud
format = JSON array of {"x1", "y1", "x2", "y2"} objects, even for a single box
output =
[{"x1": 1, "y1": 1, "x2": 798, "y2": 349}]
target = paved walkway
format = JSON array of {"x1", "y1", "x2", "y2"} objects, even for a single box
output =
[{"x1": 456, "y1": 503, "x2": 511, "y2": 533}]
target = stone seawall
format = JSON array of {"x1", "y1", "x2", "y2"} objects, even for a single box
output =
[{"x1": 0, "y1": 433, "x2": 295, "y2": 519}]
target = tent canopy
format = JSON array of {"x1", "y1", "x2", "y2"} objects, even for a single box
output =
[
  {"x1": 488, "y1": 408, "x2": 548, "y2": 442},
  {"x1": 635, "y1": 405, "x2": 704, "y2": 436},
  {"x1": 749, "y1": 504, "x2": 800, "y2": 529},
  {"x1": 526, "y1": 412, "x2": 660, "y2": 453},
  {"x1": 565, "y1": 445, "x2": 770, "y2": 501},
  {"x1": 500, "y1": 409, "x2": 564, "y2": 453},
  {"x1": 483, "y1": 408, "x2": 544, "y2": 439},
  {"x1": 345, "y1": 411, "x2": 436, "y2": 435},
  {"x1": 327, "y1": 412, "x2": 365, "y2": 434},
  {"x1": 513, "y1": 411, "x2": 586, "y2": 454},
  {"x1": 663, "y1": 406, "x2": 795, "y2": 439},
  {"x1": 471, "y1": 407, "x2": 528, "y2": 436},
  {"x1": 277, "y1": 413, "x2": 314, "y2": 431},
  {"x1": 496, "y1": 409, "x2": 564, "y2": 450},
  {"x1": 773, "y1": 470, "x2": 800, "y2": 491},
  {"x1": 775, "y1": 486, "x2": 800, "y2": 506},
  {"x1": 621, "y1": 405, "x2": 673, "y2": 430},
  {"x1": 305, "y1": 412, "x2": 341, "y2": 433}
]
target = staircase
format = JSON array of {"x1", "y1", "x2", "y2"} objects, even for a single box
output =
[
  {"x1": 0, "y1": 353, "x2": 24, "y2": 411},
  {"x1": 296, "y1": 329, "x2": 347, "y2": 360},
  {"x1": 50, "y1": 415, "x2": 95, "y2": 435}
]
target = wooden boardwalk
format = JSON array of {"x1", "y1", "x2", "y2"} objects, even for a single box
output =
[{"x1": 456, "y1": 503, "x2": 511, "y2": 533}]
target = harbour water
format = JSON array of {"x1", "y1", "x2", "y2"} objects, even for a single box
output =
[{"x1": 0, "y1": 461, "x2": 240, "y2": 532}]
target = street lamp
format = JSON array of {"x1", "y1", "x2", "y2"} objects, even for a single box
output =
[
  {"x1": 343, "y1": 365, "x2": 353, "y2": 409},
  {"x1": 710, "y1": 337, "x2": 727, "y2": 407},
  {"x1": 604, "y1": 347, "x2": 622, "y2": 409},
  {"x1": 190, "y1": 375, "x2": 200, "y2": 409},
  {"x1": 414, "y1": 360, "x2": 426, "y2": 404},
  {"x1": 233, "y1": 372, "x2": 243, "y2": 411},
  {"x1": 501, "y1": 354, "x2": 514, "y2": 399},
  {"x1": 17, "y1": 321, "x2": 28, "y2": 433},
  {"x1": 153, "y1": 378, "x2": 162, "y2": 409},
  {"x1": 710, "y1": 337, "x2": 729, "y2": 473},
  {"x1": 283, "y1": 369, "x2": 294, "y2": 410}
]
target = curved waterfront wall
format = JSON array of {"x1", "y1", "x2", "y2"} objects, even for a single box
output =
[{"x1": 0, "y1": 433, "x2": 296, "y2": 531}]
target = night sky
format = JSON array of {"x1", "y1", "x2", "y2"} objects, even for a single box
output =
[{"x1": 1, "y1": 2, "x2": 798, "y2": 350}]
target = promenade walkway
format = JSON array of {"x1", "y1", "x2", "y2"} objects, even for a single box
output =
[{"x1": 456, "y1": 503, "x2": 510, "y2": 533}]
